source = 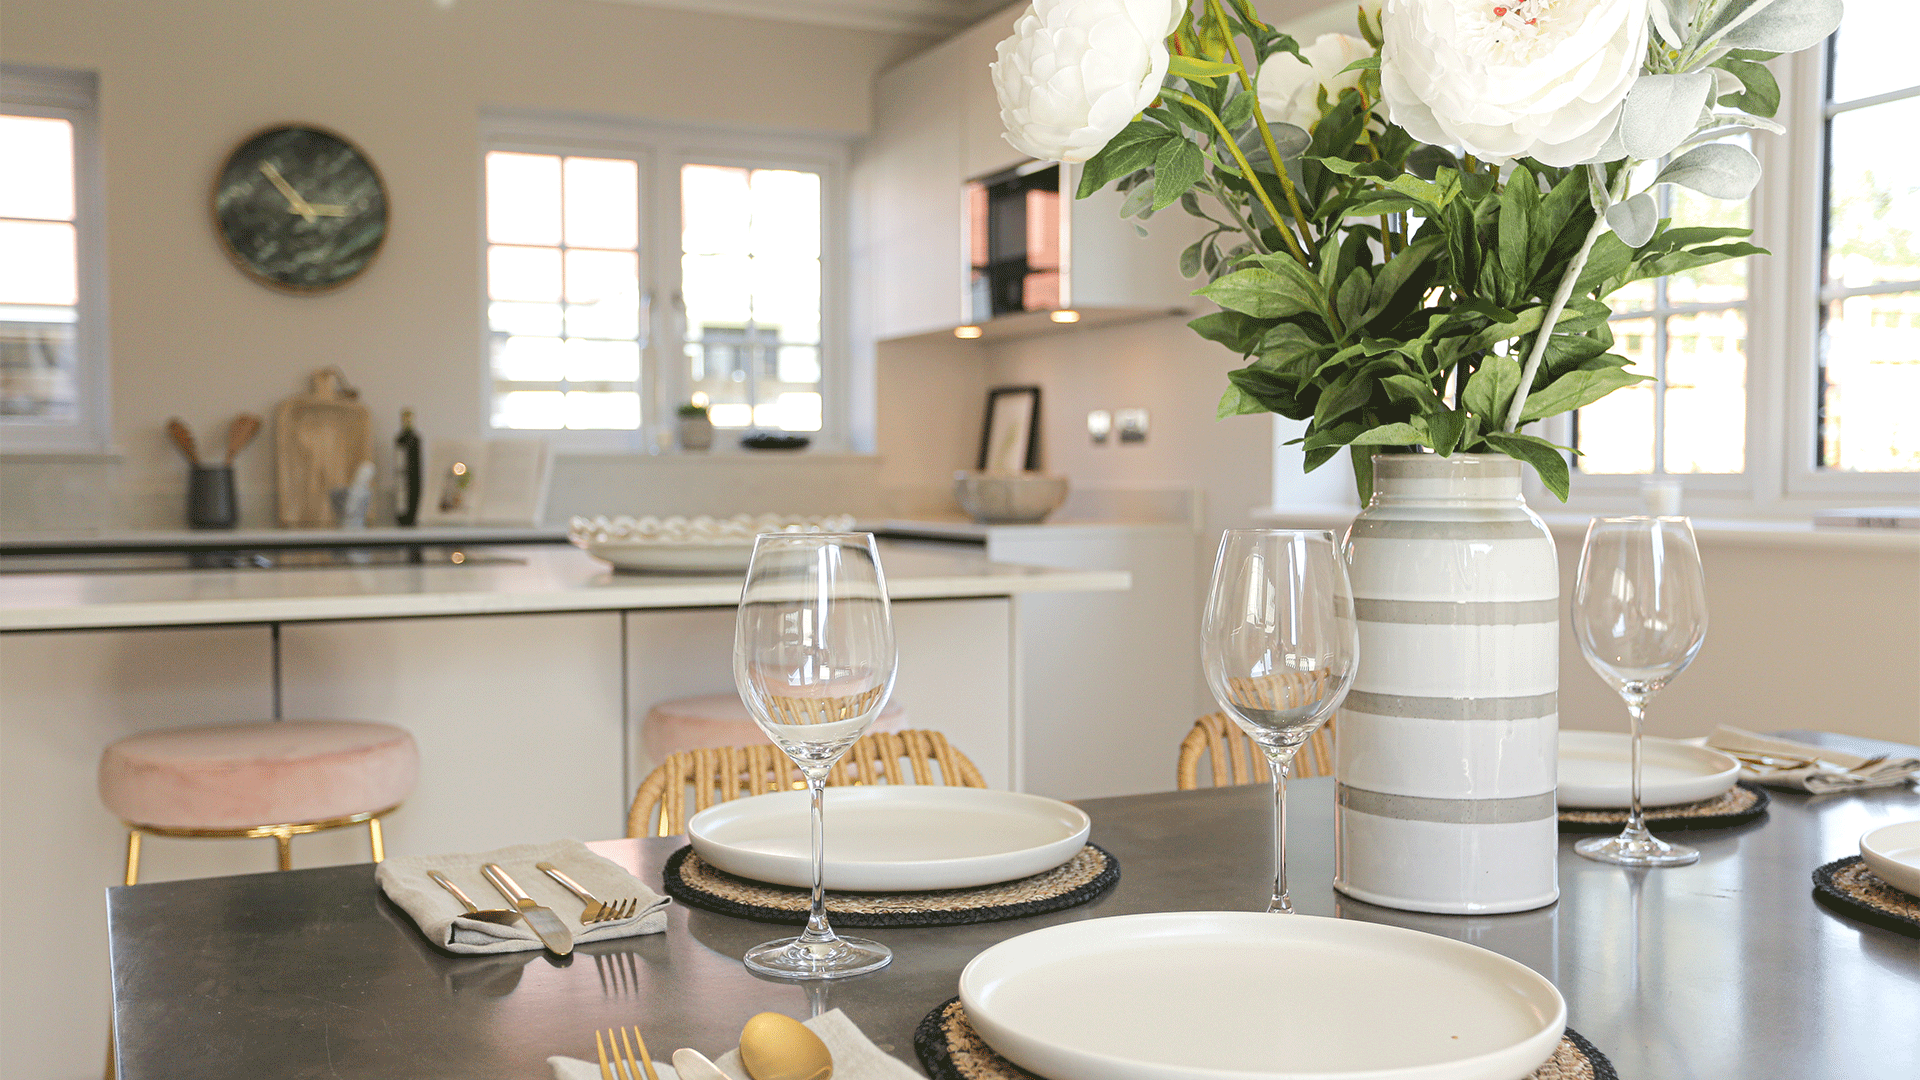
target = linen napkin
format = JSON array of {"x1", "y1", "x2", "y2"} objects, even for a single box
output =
[
  {"x1": 376, "y1": 838, "x2": 669, "y2": 954},
  {"x1": 1706, "y1": 726, "x2": 1920, "y2": 794},
  {"x1": 548, "y1": 1009, "x2": 920, "y2": 1080}
]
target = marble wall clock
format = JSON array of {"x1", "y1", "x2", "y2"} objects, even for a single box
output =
[{"x1": 212, "y1": 125, "x2": 388, "y2": 294}]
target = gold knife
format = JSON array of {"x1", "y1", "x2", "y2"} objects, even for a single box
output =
[{"x1": 481, "y1": 863, "x2": 573, "y2": 956}]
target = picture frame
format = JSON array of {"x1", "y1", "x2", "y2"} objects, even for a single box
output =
[{"x1": 978, "y1": 385, "x2": 1042, "y2": 474}]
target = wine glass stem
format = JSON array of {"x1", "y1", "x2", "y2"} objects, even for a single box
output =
[
  {"x1": 1625, "y1": 695, "x2": 1650, "y2": 842},
  {"x1": 799, "y1": 774, "x2": 837, "y2": 945},
  {"x1": 1268, "y1": 754, "x2": 1293, "y2": 914}
]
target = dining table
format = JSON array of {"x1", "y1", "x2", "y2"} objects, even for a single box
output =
[{"x1": 107, "y1": 731, "x2": 1920, "y2": 1080}]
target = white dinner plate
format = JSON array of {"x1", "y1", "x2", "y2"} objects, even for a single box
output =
[
  {"x1": 1860, "y1": 820, "x2": 1920, "y2": 897},
  {"x1": 1556, "y1": 730, "x2": 1741, "y2": 809},
  {"x1": 959, "y1": 911, "x2": 1566, "y2": 1080},
  {"x1": 687, "y1": 786, "x2": 1091, "y2": 891},
  {"x1": 580, "y1": 538, "x2": 752, "y2": 573}
]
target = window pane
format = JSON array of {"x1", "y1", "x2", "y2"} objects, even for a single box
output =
[
  {"x1": 708, "y1": 402, "x2": 752, "y2": 428},
  {"x1": 1577, "y1": 317, "x2": 1656, "y2": 474},
  {"x1": 563, "y1": 156, "x2": 638, "y2": 250},
  {"x1": 494, "y1": 389, "x2": 566, "y2": 429},
  {"x1": 1819, "y1": 291, "x2": 1920, "y2": 471},
  {"x1": 1611, "y1": 278, "x2": 1655, "y2": 314},
  {"x1": 0, "y1": 320, "x2": 77, "y2": 418},
  {"x1": 1830, "y1": 1, "x2": 1920, "y2": 104},
  {"x1": 0, "y1": 115, "x2": 75, "y2": 221},
  {"x1": 748, "y1": 169, "x2": 820, "y2": 260},
  {"x1": 683, "y1": 165, "x2": 750, "y2": 255},
  {"x1": 564, "y1": 248, "x2": 641, "y2": 339},
  {"x1": 486, "y1": 152, "x2": 561, "y2": 246},
  {"x1": 489, "y1": 301, "x2": 563, "y2": 337},
  {"x1": 1663, "y1": 309, "x2": 1747, "y2": 473},
  {"x1": 1826, "y1": 97, "x2": 1920, "y2": 288},
  {"x1": 750, "y1": 256, "x2": 821, "y2": 344},
  {"x1": 0, "y1": 220, "x2": 77, "y2": 305},
  {"x1": 1667, "y1": 139, "x2": 1750, "y2": 305},
  {"x1": 491, "y1": 335, "x2": 565, "y2": 382},
  {"x1": 563, "y1": 390, "x2": 640, "y2": 429},
  {"x1": 488, "y1": 245, "x2": 561, "y2": 302},
  {"x1": 564, "y1": 338, "x2": 639, "y2": 382},
  {"x1": 682, "y1": 253, "x2": 753, "y2": 325}
]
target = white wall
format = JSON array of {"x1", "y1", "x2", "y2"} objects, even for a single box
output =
[{"x1": 0, "y1": 0, "x2": 926, "y2": 533}]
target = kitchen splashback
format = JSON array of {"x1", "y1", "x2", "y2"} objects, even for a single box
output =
[{"x1": 543, "y1": 453, "x2": 887, "y2": 521}]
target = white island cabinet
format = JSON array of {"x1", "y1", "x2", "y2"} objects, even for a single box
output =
[{"x1": 0, "y1": 541, "x2": 1124, "y2": 1070}]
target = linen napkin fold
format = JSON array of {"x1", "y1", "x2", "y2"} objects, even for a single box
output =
[
  {"x1": 376, "y1": 838, "x2": 669, "y2": 954},
  {"x1": 548, "y1": 1009, "x2": 920, "y2": 1080},
  {"x1": 1706, "y1": 726, "x2": 1920, "y2": 794}
]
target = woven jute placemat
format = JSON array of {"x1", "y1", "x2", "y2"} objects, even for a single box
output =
[
  {"x1": 1812, "y1": 855, "x2": 1920, "y2": 939},
  {"x1": 912, "y1": 997, "x2": 1617, "y2": 1080},
  {"x1": 1558, "y1": 782, "x2": 1769, "y2": 833},
  {"x1": 661, "y1": 844, "x2": 1119, "y2": 928}
]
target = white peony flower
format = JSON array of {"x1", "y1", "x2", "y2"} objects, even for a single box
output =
[
  {"x1": 1379, "y1": 0, "x2": 1650, "y2": 168},
  {"x1": 992, "y1": 0, "x2": 1186, "y2": 163},
  {"x1": 1256, "y1": 33, "x2": 1376, "y2": 131}
]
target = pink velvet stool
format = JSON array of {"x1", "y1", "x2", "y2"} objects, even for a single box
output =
[
  {"x1": 640, "y1": 693, "x2": 908, "y2": 766},
  {"x1": 99, "y1": 719, "x2": 418, "y2": 883}
]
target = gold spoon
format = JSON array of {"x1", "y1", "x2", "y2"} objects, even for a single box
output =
[
  {"x1": 427, "y1": 869, "x2": 522, "y2": 925},
  {"x1": 739, "y1": 1012, "x2": 832, "y2": 1080}
]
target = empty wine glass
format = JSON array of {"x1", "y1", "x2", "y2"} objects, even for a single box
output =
[
  {"x1": 1572, "y1": 516, "x2": 1709, "y2": 867},
  {"x1": 734, "y1": 532, "x2": 896, "y2": 978},
  {"x1": 1203, "y1": 530, "x2": 1358, "y2": 913}
]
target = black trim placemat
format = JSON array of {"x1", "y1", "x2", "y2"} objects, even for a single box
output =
[
  {"x1": 1558, "y1": 782, "x2": 1769, "y2": 833},
  {"x1": 1813, "y1": 855, "x2": 1920, "y2": 939},
  {"x1": 913, "y1": 997, "x2": 1617, "y2": 1080},
  {"x1": 661, "y1": 844, "x2": 1119, "y2": 928}
]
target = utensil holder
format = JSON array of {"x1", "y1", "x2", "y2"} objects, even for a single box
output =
[{"x1": 187, "y1": 465, "x2": 238, "y2": 530}]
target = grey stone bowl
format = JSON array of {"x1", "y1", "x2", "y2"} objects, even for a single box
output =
[{"x1": 953, "y1": 471, "x2": 1069, "y2": 524}]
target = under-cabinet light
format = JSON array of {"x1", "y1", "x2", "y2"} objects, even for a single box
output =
[
  {"x1": 1049, "y1": 310, "x2": 1081, "y2": 323},
  {"x1": 954, "y1": 325, "x2": 984, "y2": 339}
]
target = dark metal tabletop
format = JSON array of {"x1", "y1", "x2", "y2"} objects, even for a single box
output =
[{"x1": 109, "y1": 734, "x2": 1920, "y2": 1079}]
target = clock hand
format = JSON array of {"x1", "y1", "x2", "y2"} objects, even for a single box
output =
[
  {"x1": 304, "y1": 203, "x2": 349, "y2": 216},
  {"x1": 258, "y1": 161, "x2": 319, "y2": 224}
]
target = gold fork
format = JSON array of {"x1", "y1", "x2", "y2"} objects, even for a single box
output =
[
  {"x1": 596, "y1": 1026, "x2": 661, "y2": 1080},
  {"x1": 538, "y1": 862, "x2": 639, "y2": 924}
]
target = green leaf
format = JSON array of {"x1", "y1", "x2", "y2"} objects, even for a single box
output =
[
  {"x1": 1168, "y1": 54, "x2": 1241, "y2": 81},
  {"x1": 1179, "y1": 239, "x2": 1206, "y2": 280},
  {"x1": 1516, "y1": 366, "x2": 1651, "y2": 424},
  {"x1": 1188, "y1": 309, "x2": 1262, "y2": 353},
  {"x1": 1463, "y1": 356, "x2": 1523, "y2": 423},
  {"x1": 1713, "y1": 54, "x2": 1781, "y2": 117},
  {"x1": 1335, "y1": 267, "x2": 1372, "y2": 334},
  {"x1": 1496, "y1": 166, "x2": 1537, "y2": 305},
  {"x1": 1196, "y1": 267, "x2": 1322, "y2": 319},
  {"x1": 1222, "y1": 89, "x2": 1256, "y2": 129},
  {"x1": 1351, "y1": 421, "x2": 1428, "y2": 446},
  {"x1": 1482, "y1": 432, "x2": 1572, "y2": 501},
  {"x1": 1152, "y1": 140, "x2": 1207, "y2": 211},
  {"x1": 1313, "y1": 371, "x2": 1374, "y2": 427},
  {"x1": 1076, "y1": 123, "x2": 1172, "y2": 198},
  {"x1": 1380, "y1": 372, "x2": 1443, "y2": 412},
  {"x1": 1424, "y1": 409, "x2": 1465, "y2": 456},
  {"x1": 1350, "y1": 445, "x2": 1375, "y2": 503},
  {"x1": 1337, "y1": 56, "x2": 1381, "y2": 74},
  {"x1": 1217, "y1": 382, "x2": 1267, "y2": 418}
]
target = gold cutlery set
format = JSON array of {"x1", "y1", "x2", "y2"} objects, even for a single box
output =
[
  {"x1": 430, "y1": 862, "x2": 645, "y2": 957},
  {"x1": 594, "y1": 1013, "x2": 833, "y2": 1080}
]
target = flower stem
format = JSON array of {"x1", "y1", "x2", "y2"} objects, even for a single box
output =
[
  {"x1": 1163, "y1": 87, "x2": 1307, "y2": 265},
  {"x1": 1205, "y1": 0, "x2": 1315, "y2": 263},
  {"x1": 1501, "y1": 164, "x2": 1629, "y2": 433}
]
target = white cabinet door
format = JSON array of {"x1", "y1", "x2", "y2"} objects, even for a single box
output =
[
  {"x1": 281, "y1": 612, "x2": 627, "y2": 854},
  {"x1": 864, "y1": 46, "x2": 966, "y2": 340},
  {"x1": 959, "y1": 4, "x2": 1028, "y2": 181}
]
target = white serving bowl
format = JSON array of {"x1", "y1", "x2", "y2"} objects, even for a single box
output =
[
  {"x1": 1860, "y1": 820, "x2": 1920, "y2": 897},
  {"x1": 568, "y1": 513, "x2": 855, "y2": 573},
  {"x1": 954, "y1": 471, "x2": 1069, "y2": 524}
]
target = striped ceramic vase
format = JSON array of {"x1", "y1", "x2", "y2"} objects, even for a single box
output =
[{"x1": 1334, "y1": 454, "x2": 1560, "y2": 914}]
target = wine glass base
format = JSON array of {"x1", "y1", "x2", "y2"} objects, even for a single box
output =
[
  {"x1": 1575, "y1": 832, "x2": 1700, "y2": 867},
  {"x1": 743, "y1": 935, "x2": 892, "y2": 980}
]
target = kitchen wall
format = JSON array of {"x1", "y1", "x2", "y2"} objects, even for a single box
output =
[{"x1": 0, "y1": 0, "x2": 927, "y2": 533}]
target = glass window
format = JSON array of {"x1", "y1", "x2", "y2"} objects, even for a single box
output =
[
  {"x1": 0, "y1": 108, "x2": 85, "y2": 430},
  {"x1": 485, "y1": 150, "x2": 643, "y2": 430},
  {"x1": 1577, "y1": 138, "x2": 1751, "y2": 476},
  {"x1": 681, "y1": 164, "x2": 823, "y2": 431},
  {"x1": 1818, "y1": 5, "x2": 1920, "y2": 472}
]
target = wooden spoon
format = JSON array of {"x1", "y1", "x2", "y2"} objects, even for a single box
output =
[
  {"x1": 225, "y1": 413, "x2": 262, "y2": 464},
  {"x1": 165, "y1": 418, "x2": 199, "y2": 465}
]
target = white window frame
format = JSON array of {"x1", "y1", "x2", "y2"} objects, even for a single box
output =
[
  {"x1": 0, "y1": 65, "x2": 110, "y2": 455},
  {"x1": 478, "y1": 111, "x2": 850, "y2": 452},
  {"x1": 1533, "y1": 40, "x2": 1920, "y2": 513}
]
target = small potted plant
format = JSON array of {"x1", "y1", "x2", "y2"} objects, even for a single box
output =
[{"x1": 677, "y1": 402, "x2": 714, "y2": 452}]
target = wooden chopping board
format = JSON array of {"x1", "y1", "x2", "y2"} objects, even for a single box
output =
[{"x1": 275, "y1": 367, "x2": 373, "y2": 527}]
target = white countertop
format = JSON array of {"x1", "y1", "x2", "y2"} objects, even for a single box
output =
[
  {"x1": 0, "y1": 542, "x2": 1130, "y2": 632},
  {"x1": 0, "y1": 525, "x2": 570, "y2": 551}
]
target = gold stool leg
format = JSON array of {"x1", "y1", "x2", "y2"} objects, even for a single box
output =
[
  {"x1": 273, "y1": 830, "x2": 292, "y2": 871},
  {"x1": 123, "y1": 830, "x2": 141, "y2": 887},
  {"x1": 367, "y1": 817, "x2": 385, "y2": 863}
]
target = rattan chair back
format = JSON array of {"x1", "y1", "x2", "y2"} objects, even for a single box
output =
[
  {"x1": 1176, "y1": 711, "x2": 1336, "y2": 790},
  {"x1": 627, "y1": 728, "x2": 988, "y2": 837}
]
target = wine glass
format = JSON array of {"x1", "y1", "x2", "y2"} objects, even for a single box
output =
[
  {"x1": 1203, "y1": 530, "x2": 1358, "y2": 913},
  {"x1": 734, "y1": 532, "x2": 896, "y2": 978},
  {"x1": 1572, "y1": 516, "x2": 1709, "y2": 867}
]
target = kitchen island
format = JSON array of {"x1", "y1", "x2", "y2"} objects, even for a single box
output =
[{"x1": 0, "y1": 540, "x2": 1126, "y2": 1075}]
